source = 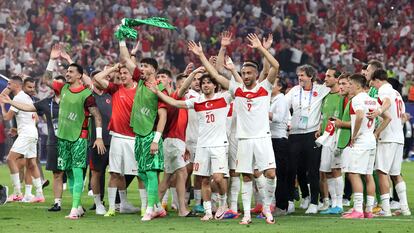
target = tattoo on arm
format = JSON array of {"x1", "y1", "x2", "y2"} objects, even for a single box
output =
[{"x1": 88, "y1": 106, "x2": 102, "y2": 128}]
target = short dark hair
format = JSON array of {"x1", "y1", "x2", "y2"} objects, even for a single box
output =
[
  {"x1": 338, "y1": 72, "x2": 351, "y2": 81},
  {"x1": 10, "y1": 75, "x2": 23, "y2": 84},
  {"x1": 276, "y1": 78, "x2": 287, "y2": 94},
  {"x1": 54, "y1": 75, "x2": 66, "y2": 83},
  {"x1": 69, "y1": 63, "x2": 84, "y2": 75},
  {"x1": 242, "y1": 60, "x2": 260, "y2": 71},
  {"x1": 371, "y1": 69, "x2": 388, "y2": 81},
  {"x1": 327, "y1": 67, "x2": 341, "y2": 78},
  {"x1": 176, "y1": 73, "x2": 187, "y2": 82},
  {"x1": 297, "y1": 64, "x2": 317, "y2": 81},
  {"x1": 157, "y1": 69, "x2": 172, "y2": 78},
  {"x1": 199, "y1": 73, "x2": 218, "y2": 92},
  {"x1": 349, "y1": 73, "x2": 368, "y2": 88},
  {"x1": 141, "y1": 58, "x2": 158, "y2": 70},
  {"x1": 368, "y1": 59, "x2": 384, "y2": 70},
  {"x1": 90, "y1": 70, "x2": 101, "y2": 78},
  {"x1": 23, "y1": 77, "x2": 36, "y2": 85}
]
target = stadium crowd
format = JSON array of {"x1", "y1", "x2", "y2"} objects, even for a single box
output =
[{"x1": 0, "y1": 0, "x2": 413, "y2": 225}]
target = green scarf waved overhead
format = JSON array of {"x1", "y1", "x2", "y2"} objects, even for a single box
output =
[{"x1": 114, "y1": 17, "x2": 176, "y2": 40}]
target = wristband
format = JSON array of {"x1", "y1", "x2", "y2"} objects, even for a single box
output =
[
  {"x1": 119, "y1": 41, "x2": 126, "y2": 47},
  {"x1": 96, "y1": 127, "x2": 102, "y2": 139},
  {"x1": 152, "y1": 131, "x2": 162, "y2": 143},
  {"x1": 46, "y1": 59, "x2": 56, "y2": 71}
]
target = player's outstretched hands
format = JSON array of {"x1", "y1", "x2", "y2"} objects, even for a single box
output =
[
  {"x1": 192, "y1": 66, "x2": 206, "y2": 74},
  {"x1": 50, "y1": 44, "x2": 61, "y2": 60},
  {"x1": 60, "y1": 48, "x2": 73, "y2": 64},
  {"x1": 220, "y1": 31, "x2": 233, "y2": 47},
  {"x1": 147, "y1": 83, "x2": 159, "y2": 94},
  {"x1": 262, "y1": 34, "x2": 273, "y2": 50},
  {"x1": 183, "y1": 62, "x2": 194, "y2": 75},
  {"x1": 131, "y1": 41, "x2": 140, "y2": 55},
  {"x1": 223, "y1": 56, "x2": 235, "y2": 71},
  {"x1": 0, "y1": 93, "x2": 11, "y2": 104},
  {"x1": 247, "y1": 33, "x2": 263, "y2": 49},
  {"x1": 188, "y1": 41, "x2": 203, "y2": 56}
]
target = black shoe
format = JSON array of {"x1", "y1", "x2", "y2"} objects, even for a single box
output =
[
  {"x1": 294, "y1": 188, "x2": 300, "y2": 201},
  {"x1": 0, "y1": 185, "x2": 8, "y2": 205},
  {"x1": 48, "y1": 203, "x2": 61, "y2": 212},
  {"x1": 89, "y1": 203, "x2": 96, "y2": 210},
  {"x1": 42, "y1": 180, "x2": 50, "y2": 189}
]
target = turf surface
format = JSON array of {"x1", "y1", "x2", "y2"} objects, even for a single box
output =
[{"x1": 0, "y1": 163, "x2": 413, "y2": 233}]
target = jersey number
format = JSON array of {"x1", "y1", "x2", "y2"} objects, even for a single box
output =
[
  {"x1": 247, "y1": 103, "x2": 252, "y2": 111},
  {"x1": 395, "y1": 98, "x2": 403, "y2": 118},
  {"x1": 206, "y1": 113, "x2": 215, "y2": 123},
  {"x1": 367, "y1": 109, "x2": 374, "y2": 128},
  {"x1": 193, "y1": 163, "x2": 199, "y2": 171}
]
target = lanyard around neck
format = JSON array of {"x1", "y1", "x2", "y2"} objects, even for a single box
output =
[{"x1": 299, "y1": 86, "x2": 313, "y2": 111}]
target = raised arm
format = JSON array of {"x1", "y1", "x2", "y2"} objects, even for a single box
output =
[
  {"x1": 177, "y1": 65, "x2": 205, "y2": 98},
  {"x1": 258, "y1": 34, "x2": 273, "y2": 83},
  {"x1": 247, "y1": 33, "x2": 280, "y2": 85},
  {"x1": 42, "y1": 44, "x2": 61, "y2": 88},
  {"x1": 151, "y1": 86, "x2": 188, "y2": 109},
  {"x1": 223, "y1": 57, "x2": 243, "y2": 83},
  {"x1": 94, "y1": 64, "x2": 120, "y2": 89},
  {"x1": 188, "y1": 41, "x2": 229, "y2": 89},
  {"x1": 119, "y1": 40, "x2": 137, "y2": 75},
  {"x1": 130, "y1": 41, "x2": 140, "y2": 65}
]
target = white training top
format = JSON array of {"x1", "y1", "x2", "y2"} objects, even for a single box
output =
[
  {"x1": 270, "y1": 93, "x2": 289, "y2": 139},
  {"x1": 10, "y1": 91, "x2": 38, "y2": 138},
  {"x1": 229, "y1": 79, "x2": 272, "y2": 139},
  {"x1": 185, "y1": 89, "x2": 200, "y2": 146},
  {"x1": 377, "y1": 83, "x2": 405, "y2": 144},
  {"x1": 186, "y1": 92, "x2": 231, "y2": 147},
  {"x1": 350, "y1": 92, "x2": 378, "y2": 150},
  {"x1": 286, "y1": 84, "x2": 330, "y2": 134}
]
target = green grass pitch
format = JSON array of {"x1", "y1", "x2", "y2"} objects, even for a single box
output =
[{"x1": 0, "y1": 163, "x2": 413, "y2": 233}]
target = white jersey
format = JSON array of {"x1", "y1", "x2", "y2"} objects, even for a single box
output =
[
  {"x1": 229, "y1": 79, "x2": 272, "y2": 139},
  {"x1": 350, "y1": 92, "x2": 378, "y2": 149},
  {"x1": 186, "y1": 92, "x2": 231, "y2": 147},
  {"x1": 270, "y1": 93, "x2": 289, "y2": 139},
  {"x1": 226, "y1": 101, "x2": 237, "y2": 137},
  {"x1": 10, "y1": 91, "x2": 38, "y2": 138},
  {"x1": 377, "y1": 83, "x2": 404, "y2": 144},
  {"x1": 285, "y1": 84, "x2": 330, "y2": 134},
  {"x1": 185, "y1": 89, "x2": 200, "y2": 145}
]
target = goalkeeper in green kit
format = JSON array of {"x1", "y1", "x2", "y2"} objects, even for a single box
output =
[{"x1": 119, "y1": 39, "x2": 168, "y2": 221}]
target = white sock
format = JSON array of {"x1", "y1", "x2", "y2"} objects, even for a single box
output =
[
  {"x1": 94, "y1": 194, "x2": 102, "y2": 206},
  {"x1": 380, "y1": 193, "x2": 390, "y2": 213},
  {"x1": 395, "y1": 181, "x2": 409, "y2": 210},
  {"x1": 327, "y1": 178, "x2": 336, "y2": 207},
  {"x1": 353, "y1": 192, "x2": 363, "y2": 212},
  {"x1": 218, "y1": 193, "x2": 227, "y2": 207},
  {"x1": 119, "y1": 190, "x2": 127, "y2": 205},
  {"x1": 263, "y1": 178, "x2": 276, "y2": 213},
  {"x1": 139, "y1": 188, "x2": 147, "y2": 209},
  {"x1": 10, "y1": 173, "x2": 21, "y2": 194},
  {"x1": 335, "y1": 176, "x2": 344, "y2": 209},
  {"x1": 25, "y1": 185, "x2": 32, "y2": 197},
  {"x1": 145, "y1": 206, "x2": 154, "y2": 215},
  {"x1": 203, "y1": 201, "x2": 212, "y2": 216},
  {"x1": 162, "y1": 189, "x2": 169, "y2": 204},
  {"x1": 171, "y1": 187, "x2": 178, "y2": 207},
  {"x1": 32, "y1": 177, "x2": 43, "y2": 196},
  {"x1": 230, "y1": 177, "x2": 240, "y2": 212},
  {"x1": 242, "y1": 181, "x2": 253, "y2": 218},
  {"x1": 54, "y1": 198, "x2": 62, "y2": 206},
  {"x1": 254, "y1": 175, "x2": 266, "y2": 206},
  {"x1": 108, "y1": 187, "x2": 117, "y2": 210},
  {"x1": 211, "y1": 192, "x2": 218, "y2": 209},
  {"x1": 194, "y1": 189, "x2": 202, "y2": 205},
  {"x1": 366, "y1": 195, "x2": 375, "y2": 213}
]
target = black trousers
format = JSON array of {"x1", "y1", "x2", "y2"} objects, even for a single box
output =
[
  {"x1": 272, "y1": 137, "x2": 289, "y2": 210},
  {"x1": 288, "y1": 132, "x2": 321, "y2": 205}
]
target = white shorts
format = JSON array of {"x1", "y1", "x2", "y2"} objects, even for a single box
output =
[
  {"x1": 319, "y1": 146, "x2": 342, "y2": 172},
  {"x1": 228, "y1": 133, "x2": 238, "y2": 170},
  {"x1": 11, "y1": 136, "x2": 37, "y2": 158},
  {"x1": 186, "y1": 142, "x2": 197, "y2": 163},
  {"x1": 375, "y1": 142, "x2": 403, "y2": 176},
  {"x1": 108, "y1": 135, "x2": 137, "y2": 175},
  {"x1": 343, "y1": 147, "x2": 375, "y2": 175},
  {"x1": 163, "y1": 138, "x2": 188, "y2": 174},
  {"x1": 193, "y1": 146, "x2": 228, "y2": 177},
  {"x1": 236, "y1": 137, "x2": 276, "y2": 174},
  {"x1": 341, "y1": 147, "x2": 352, "y2": 172}
]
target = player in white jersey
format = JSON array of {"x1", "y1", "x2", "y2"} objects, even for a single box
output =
[
  {"x1": 368, "y1": 69, "x2": 411, "y2": 216},
  {"x1": 150, "y1": 73, "x2": 231, "y2": 221},
  {"x1": 0, "y1": 76, "x2": 44, "y2": 203},
  {"x1": 187, "y1": 33, "x2": 279, "y2": 224},
  {"x1": 342, "y1": 74, "x2": 390, "y2": 219}
]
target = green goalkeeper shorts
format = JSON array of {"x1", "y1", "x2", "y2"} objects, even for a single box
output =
[
  {"x1": 135, "y1": 132, "x2": 164, "y2": 172},
  {"x1": 57, "y1": 138, "x2": 88, "y2": 170}
]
